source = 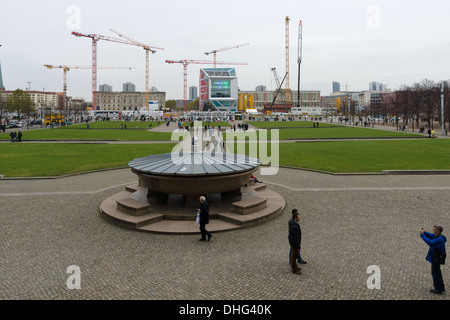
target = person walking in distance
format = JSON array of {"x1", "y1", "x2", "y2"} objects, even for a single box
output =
[
  {"x1": 289, "y1": 210, "x2": 302, "y2": 275},
  {"x1": 289, "y1": 209, "x2": 307, "y2": 265},
  {"x1": 198, "y1": 196, "x2": 212, "y2": 242},
  {"x1": 420, "y1": 225, "x2": 447, "y2": 294}
]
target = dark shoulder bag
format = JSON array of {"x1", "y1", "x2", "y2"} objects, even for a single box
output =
[{"x1": 432, "y1": 250, "x2": 447, "y2": 265}]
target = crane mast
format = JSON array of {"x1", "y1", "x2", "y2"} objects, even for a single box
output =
[
  {"x1": 109, "y1": 29, "x2": 164, "y2": 111},
  {"x1": 285, "y1": 16, "x2": 291, "y2": 105},
  {"x1": 71, "y1": 31, "x2": 144, "y2": 110},
  {"x1": 297, "y1": 20, "x2": 303, "y2": 108},
  {"x1": 271, "y1": 68, "x2": 285, "y2": 102}
]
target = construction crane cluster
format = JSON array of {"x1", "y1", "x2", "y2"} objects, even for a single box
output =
[
  {"x1": 45, "y1": 17, "x2": 296, "y2": 114},
  {"x1": 70, "y1": 30, "x2": 164, "y2": 111},
  {"x1": 44, "y1": 29, "x2": 250, "y2": 113}
]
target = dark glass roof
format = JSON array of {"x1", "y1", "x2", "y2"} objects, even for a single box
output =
[{"x1": 129, "y1": 152, "x2": 260, "y2": 176}]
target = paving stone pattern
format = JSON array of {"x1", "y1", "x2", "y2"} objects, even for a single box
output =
[{"x1": 0, "y1": 168, "x2": 449, "y2": 300}]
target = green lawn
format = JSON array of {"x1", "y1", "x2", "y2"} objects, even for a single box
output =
[
  {"x1": 233, "y1": 139, "x2": 450, "y2": 173},
  {"x1": 224, "y1": 126, "x2": 422, "y2": 140},
  {"x1": 248, "y1": 120, "x2": 339, "y2": 128},
  {"x1": 0, "y1": 143, "x2": 176, "y2": 177},
  {"x1": 2, "y1": 139, "x2": 450, "y2": 177},
  {"x1": 181, "y1": 121, "x2": 231, "y2": 128},
  {"x1": 0, "y1": 128, "x2": 173, "y2": 141},
  {"x1": 65, "y1": 120, "x2": 163, "y2": 129},
  {"x1": 275, "y1": 127, "x2": 422, "y2": 139}
]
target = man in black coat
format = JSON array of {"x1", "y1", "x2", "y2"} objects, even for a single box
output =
[
  {"x1": 198, "y1": 196, "x2": 212, "y2": 242},
  {"x1": 289, "y1": 210, "x2": 302, "y2": 275}
]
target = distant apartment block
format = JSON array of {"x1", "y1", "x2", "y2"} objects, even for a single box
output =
[
  {"x1": 123, "y1": 82, "x2": 136, "y2": 92},
  {"x1": 99, "y1": 84, "x2": 113, "y2": 92},
  {"x1": 332, "y1": 81, "x2": 340, "y2": 93},
  {"x1": 189, "y1": 86, "x2": 198, "y2": 100},
  {"x1": 369, "y1": 81, "x2": 386, "y2": 91}
]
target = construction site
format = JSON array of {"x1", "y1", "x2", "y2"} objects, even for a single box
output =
[{"x1": 0, "y1": 16, "x2": 303, "y2": 122}]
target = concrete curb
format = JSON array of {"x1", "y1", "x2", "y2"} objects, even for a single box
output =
[
  {"x1": 382, "y1": 170, "x2": 450, "y2": 175},
  {"x1": 0, "y1": 166, "x2": 129, "y2": 180}
]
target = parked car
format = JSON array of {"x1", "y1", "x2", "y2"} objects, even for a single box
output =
[{"x1": 7, "y1": 123, "x2": 20, "y2": 129}]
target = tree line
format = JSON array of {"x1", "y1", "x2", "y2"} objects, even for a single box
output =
[
  {"x1": 368, "y1": 79, "x2": 450, "y2": 131},
  {"x1": 0, "y1": 89, "x2": 35, "y2": 124}
]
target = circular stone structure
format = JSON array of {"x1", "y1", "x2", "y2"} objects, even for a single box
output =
[
  {"x1": 100, "y1": 151, "x2": 286, "y2": 234},
  {"x1": 129, "y1": 152, "x2": 260, "y2": 207}
]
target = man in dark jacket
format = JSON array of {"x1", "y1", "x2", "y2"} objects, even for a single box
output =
[
  {"x1": 289, "y1": 210, "x2": 302, "y2": 275},
  {"x1": 420, "y1": 225, "x2": 447, "y2": 294},
  {"x1": 198, "y1": 196, "x2": 212, "y2": 242}
]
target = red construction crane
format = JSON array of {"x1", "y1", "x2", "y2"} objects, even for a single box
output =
[
  {"x1": 71, "y1": 31, "x2": 144, "y2": 110},
  {"x1": 165, "y1": 59, "x2": 247, "y2": 112},
  {"x1": 109, "y1": 29, "x2": 164, "y2": 110}
]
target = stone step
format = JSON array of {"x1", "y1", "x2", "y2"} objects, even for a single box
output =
[
  {"x1": 116, "y1": 197, "x2": 151, "y2": 216},
  {"x1": 248, "y1": 183, "x2": 267, "y2": 191},
  {"x1": 232, "y1": 197, "x2": 267, "y2": 215},
  {"x1": 219, "y1": 203, "x2": 283, "y2": 227},
  {"x1": 100, "y1": 193, "x2": 164, "y2": 228},
  {"x1": 137, "y1": 219, "x2": 241, "y2": 235},
  {"x1": 125, "y1": 184, "x2": 145, "y2": 193}
]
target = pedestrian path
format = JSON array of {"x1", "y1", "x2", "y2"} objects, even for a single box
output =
[{"x1": 1, "y1": 167, "x2": 449, "y2": 300}]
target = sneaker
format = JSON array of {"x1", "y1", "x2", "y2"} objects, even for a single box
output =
[{"x1": 298, "y1": 260, "x2": 307, "y2": 264}]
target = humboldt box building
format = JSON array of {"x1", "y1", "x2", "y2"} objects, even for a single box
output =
[{"x1": 199, "y1": 68, "x2": 238, "y2": 112}]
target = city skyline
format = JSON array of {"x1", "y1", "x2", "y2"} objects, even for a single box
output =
[{"x1": 1, "y1": 0, "x2": 449, "y2": 102}]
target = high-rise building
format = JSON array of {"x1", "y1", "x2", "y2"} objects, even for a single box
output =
[
  {"x1": 369, "y1": 81, "x2": 386, "y2": 91},
  {"x1": 255, "y1": 85, "x2": 266, "y2": 92},
  {"x1": 189, "y1": 86, "x2": 198, "y2": 100},
  {"x1": 99, "y1": 84, "x2": 113, "y2": 92},
  {"x1": 332, "y1": 81, "x2": 340, "y2": 93},
  {"x1": 0, "y1": 60, "x2": 5, "y2": 90},
  {"x1": 123, "y1": 82, "x2": 136, "y2": 92}
]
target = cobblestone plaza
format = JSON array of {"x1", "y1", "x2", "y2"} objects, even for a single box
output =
[{"x1": 1, "y1": 167, "x2": 449, "y2": 300}]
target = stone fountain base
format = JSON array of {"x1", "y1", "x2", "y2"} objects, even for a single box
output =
[{"x1": 99, "y1": 180, "x2": 285, "y2": 235}]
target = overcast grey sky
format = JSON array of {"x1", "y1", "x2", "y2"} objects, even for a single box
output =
[{"x1": 1, "y1": 0, "x2": 449, "y2": 101}]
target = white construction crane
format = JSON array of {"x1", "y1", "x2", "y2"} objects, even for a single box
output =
[
  {"x1": 109, "y1": 28, "x2": 164, "y2": 110},
  {"x1": 44, "y1": 64, "x2": 134, "y2": 112},
  {"x1": 205, "y1": 43, "x2": 249, "y2": 68}
]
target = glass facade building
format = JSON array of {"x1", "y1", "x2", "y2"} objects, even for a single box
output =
[{"x1": 199, "y1": 68, "x2": 238, "y2": 111}]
